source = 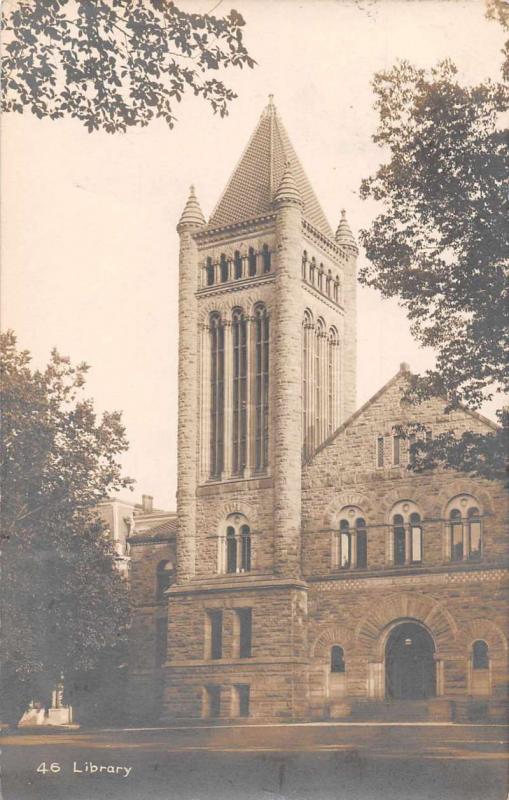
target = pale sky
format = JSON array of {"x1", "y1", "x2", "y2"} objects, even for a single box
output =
[{"x1": 2, "y1": 0, "x2": 505, "y2": 509}]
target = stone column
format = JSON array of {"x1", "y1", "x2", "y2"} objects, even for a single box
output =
[
  {"x1": 176, "y1": 186, "x2": 205, "y2": 583},
  {"x1": 272, "y1": 163, "x2": 303, "y2": 578}
]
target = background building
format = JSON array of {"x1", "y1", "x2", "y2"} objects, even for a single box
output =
[{"x1": 128, "y1": 98, "x2": 508, "y2": 724}]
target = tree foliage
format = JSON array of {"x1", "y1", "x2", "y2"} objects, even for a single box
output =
[
  {"x1": 359, "y1": 13, "x2": 508, "y2": 481},
  {"x1": 1, "y1": 0, "x2": 255, "y2": 133},
  {"x1": 1, "y1": 331, "x2": 132, "y2": 724}
]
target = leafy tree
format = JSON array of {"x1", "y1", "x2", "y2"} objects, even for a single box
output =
[
  {"x1": 1, "y1": 0, "x2": 255, "y2": 133},
  {"x1": 1, "y1": 331, "x2": 132, "y2": 725},
  {"x1": 359, "y1": 10, "x2": 508, "y2": 482}
]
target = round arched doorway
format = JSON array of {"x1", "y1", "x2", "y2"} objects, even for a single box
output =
[{"x1": 385, "y1": 622, "x2": 436, "y2": 700}]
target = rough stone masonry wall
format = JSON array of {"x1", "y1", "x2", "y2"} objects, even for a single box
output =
[
  {"x1": 127, "y1": 538, "x2": 175, "y2": 719},
  {"x1": 163, "y1": 584, "x2": 308, "y2": 720}
]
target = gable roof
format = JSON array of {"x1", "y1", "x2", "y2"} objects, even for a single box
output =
[
  {"x1": 305, "y1": 365, "x2": 498, "y2": 466},
  {"x1": 207, "y1": 97, "x2": 333, "y2": 238}
]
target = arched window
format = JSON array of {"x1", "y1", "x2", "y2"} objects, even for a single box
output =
[
  {"x1": 248, "y1": 247, "x2": 257, "y2": 277},
  {"x1": 472, "y1": 640, "x2": 489, "y2": 670},
  {"x1": 210, "y1": 313, "x2": 224, "y2": 478},
  {"x1": 410, "y1": 512, "x2": 422, "y2": 563},
  {"x1": 262, "y1": 244, "x2": 271, "y2": 273},
  {"x1": 222, "y1": 514, "x2": 251, "y2": 574},
  {"x1": 226, "y1": 526, "x2": 237, "y2": 573},
  {"x1": 390, "y1": 501, "x2": 423, "y2": 566},
  {"x1": 309, "y1": 257, "x2": 316, "y2": 285},
  {"x1": 393, "y1": 513, "x2": 406, "y2": 566},
  {"x1": 330, "y1": 645, "x2": 345, "y2": 673},
  {"x1": 232, "y1": 309, "x2": 248, "y2": 476},
  {"x1": 339, "y1": 519, "x2": 351, "y2": 568},
  {"x1": 302, "y1": 250, "x2": 308, "y2": 279},
  {"x1": 327, "y1": 327, "x2": 339, "y2": 436},
  {"x1": 326, "y1": 270, "x2": 332, "y2": 296},
  {"x1": 314, "y1": 319, "x2": 324, "y2": 446},
  {"x1": 356, "y1": 518, "x2": 367, "y2": 568},
  {"x1": 206, "y1": 257, "x2": 215, "y2": 286},
  {"x1": 318, "y1": 265, "x2": 324, "y2": 291},
  {"x1": 254, "y1": 305, "x2": 269, "y2": 472},
  {"x1": 234, "y1": 250, "x2": 243, "y2": 280},
  {"x1": 467, "y1": 507, "x2": 482, "y2": 560},
  {"x1": 156, "y1": 560, "x2": 174, "y2": 600},
  {"x1": 240, "y1": 524, "x2": 251, "y2": 571},
  {"x1": 334, "y1": 507, "x2": 367, "y2": 570},
  {"x1": 302, "y1": 310, "x2": 313, "y2": 458},
  {"x1": 450, "y1": 509, "x2": 463, "y2": 561},
  {"x1": 220, "y1": 253, "x2": 229, "y2": 283},
  {"x1": 334, "y1": 275, "x2": 340, "y2": 303},
  {"x1": 446, "y1": 496, "x2": 483, "y2": 562}
]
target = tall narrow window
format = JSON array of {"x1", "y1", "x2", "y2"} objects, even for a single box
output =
[
  {"x1": 472, "y1": 640, "x2": 489, "y2": 670},
  {"x1": 393, "y1": 435, "x2": 402, "y2": 466},
  {"x1": 210, "y1": 314, "x2": 224, "y2": 478},
  {"x1": 393, "y1": 514, "x2": 406, "y2": 565},
  {"x1": 220, "y1": 253, "x2": 229, "y2": 282},
  {"x1": 315, "y1": 321, "x2": 323, "y2": 446},
  {"x1": 236, "y1": 608, "x2": 252, "y2": 658},
  {"x1": 309, "y1": 257, "x2": 316, "y2": 285},
  {"x1": 410, "y1": 512, "x2": 422, "y2": 563},
  {"x1": 302, "y1": 310, "x2": 313, "y2": 457},
  {"x1": 408, "y1": 433, "x2": 417, "y2": 465},
  {"x1": 205, "y1": 685, "x2": 221, "y2": 718},
  {"x1": 234, "y1": 685, "x2": 250, "y2": 717},
  {"x1": 450, "y1": 509, "x2": 463, "y2": 561},
  {"x1": 302, "y1": 251, "x2": 308, "y2": 279},
  {"x1": 248, "y1": 247, "x2": 257, "y2": 276},
  {"x1": 232, "y1": 310, "x2": 248, "y2": 476},
  {"x1": 207, "y1": 610, "x2": 223, "y2": 660},
  {"x1": 467, "y1": 507, "x2": 482, "y2": 560},
  {"x1": 254, "y1": 305, "x2": 269, "y2": 472},
  {"x1": 226, "y1": 527, "x2": 237, "y2": 573},
  {"x1": 334, "y1": 276, "x2": 339, "y2": 303},
  {"x1": 206, "y1": 257, "x2": 215, "y2": 286},
  {"x1": 234, "y1": 250, "x2": 243, "y2": 279},
  {"x1": 240, "y1": 524, "x2": 251, "y2": 572},
  {"x1": 377, "y1": 436, "x2": 384, "y2": 468},
  {"x1": 339, "y1": 520, "x2": 351, "y2": 568},
  {"x1": 331, "y1": 646, "x2": 345, "y2": 673},
  {"x1": 356, "y1": 518, "x2": 367, "y2": 568},
  {"x1": 327, "y1": 334, "x2": 334, "y2": 436},
  {"x1": 262, "y1": 244, "x2": 271, "y2": 272}
]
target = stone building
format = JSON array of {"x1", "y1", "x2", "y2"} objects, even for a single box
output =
[{"x1": 128, "y1": 97, "x2": 508, "y2": 723}]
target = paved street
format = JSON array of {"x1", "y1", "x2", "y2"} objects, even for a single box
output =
[{"x1": 2, "y1": 722, "x2": 508, "y2": 800}]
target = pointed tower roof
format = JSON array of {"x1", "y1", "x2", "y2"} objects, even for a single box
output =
[
  {"x1": 207, "y1": 96, "x2": 333, "y2": 237},
  {"x1": 177, "y1": 185, "x2": 205, "y2": 231},
  {"x1": 335, "y1": 209, "x2": 358, "y2": 251}
]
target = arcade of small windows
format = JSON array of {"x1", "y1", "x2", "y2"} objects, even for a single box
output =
[
  {"x1": 218, "y1": 513, "x2": 252, "y2": 575},
  {"x1": 301, "y1": 251, "x2": 341, "y2": 305},
  {"x1": 446, "y1": 495, "x2": 483, "y2": 562},
  {"x1": 207, "y1": 305, "x2": 269, "y2": 481},
  {"x1": 203, "y1": 244, "x2": 272, "y2": 288},
  {"x1": 332, "y1": 509, "x2": 368, "y2": 570},
  {"x1": 302, "y1": 310, "x2": 341, "y2": 458}
]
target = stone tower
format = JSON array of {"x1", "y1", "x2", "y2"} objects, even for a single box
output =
[{"x1": 164, "y1": 96, "x2": 358, "y2": 721}]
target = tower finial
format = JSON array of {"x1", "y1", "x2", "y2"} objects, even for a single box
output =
[
  {"x1": 273, "y1": 160, "x2": 302, "y2": 208},
  {"x1": 335, "y1": 208, "x2": 358, "y2": 252},
  {"x1": 177, "y1": 184, "x2": 205, "y2": 232}
]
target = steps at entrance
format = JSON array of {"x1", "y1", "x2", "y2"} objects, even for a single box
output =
[{"x1": 351, "y1": 700, "x2": 430, "y2": 722}]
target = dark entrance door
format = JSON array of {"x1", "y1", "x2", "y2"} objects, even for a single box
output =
[{"x1": 385, "y1": 622, "x2": 436, "y2": 700}]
